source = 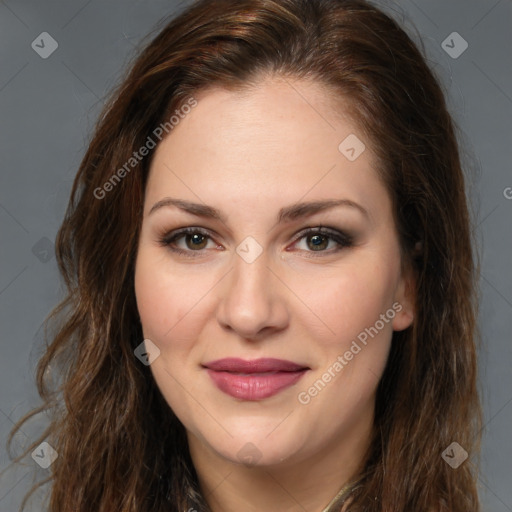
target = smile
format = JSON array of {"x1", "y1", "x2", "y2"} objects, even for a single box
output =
[{"x1": 202, "y1": 358, "x2": 309, "y2": 400}]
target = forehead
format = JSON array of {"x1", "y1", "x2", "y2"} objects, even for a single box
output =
[{"x1": 145, "y1": 77, "x2": 389, "y2": 219}]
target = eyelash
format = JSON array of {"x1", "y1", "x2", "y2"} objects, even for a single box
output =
[{"x1": 157, "y1": 226, "x2": 354, "y2": 259}]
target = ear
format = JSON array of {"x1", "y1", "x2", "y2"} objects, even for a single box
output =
[{"x1": 391, "y1": 259, "x2": 416, "y2": 332}]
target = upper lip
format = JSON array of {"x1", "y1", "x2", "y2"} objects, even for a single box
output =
[{"x1": 202, "y1": 358, "x2": 308, "y2": 373}]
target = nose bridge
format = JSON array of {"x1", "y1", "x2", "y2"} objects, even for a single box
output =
[
  {"x1": 231, "y1": 250, "x2": 270, "y2": 299},
  {"x1": 216, "y1": 248, "x2": 288, "y2": 338}
]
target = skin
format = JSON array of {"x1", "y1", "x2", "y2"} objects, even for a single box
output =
[{"x1": 134, "y1": 76, "x2": 415, "y2": 512}]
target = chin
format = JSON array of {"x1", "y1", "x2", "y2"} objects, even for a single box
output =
[{"x1": 195, "y1": 420, "x2": 310, "y2": 468}]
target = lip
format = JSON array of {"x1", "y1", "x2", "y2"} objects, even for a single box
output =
[{"x1": 203, "y1": 358, "x2": 309, "y2": 400}]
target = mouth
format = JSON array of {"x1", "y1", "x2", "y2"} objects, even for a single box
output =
[{"x1": 202, "y1": 358, "x2": 310, "y2": 400}]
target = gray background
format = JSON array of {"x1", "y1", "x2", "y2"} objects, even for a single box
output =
[{"x1": 0, "y1": 0, "x2": 511, "y2": 510}]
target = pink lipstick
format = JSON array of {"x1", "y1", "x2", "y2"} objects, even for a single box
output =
[{"x1": 203, "y1": 358, "x2": 309, "y2": 400}]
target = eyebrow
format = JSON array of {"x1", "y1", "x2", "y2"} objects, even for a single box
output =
[{"x1": 148, "y1": 197, "x2": 370, "y2": 223}]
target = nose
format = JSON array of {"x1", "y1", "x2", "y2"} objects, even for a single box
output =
[{"x1": 216, "y1": 250, "x2": 290, "y2": 340}]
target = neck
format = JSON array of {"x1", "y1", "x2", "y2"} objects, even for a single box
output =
[{"x1": 187, "y1": 416, "x2": 372, "y2": 512}]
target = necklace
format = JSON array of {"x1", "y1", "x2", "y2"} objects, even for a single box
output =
[
  {"x1": 185, "y1": 480, "x2": 359, "y2": 512},
  {"x1": 321, "y1": 481, "x2": 359, "y2": 512}
]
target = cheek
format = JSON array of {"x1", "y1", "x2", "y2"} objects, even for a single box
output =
[
  {"x1": 295, "y1": 259, "x2": 399, "y2": 344},
  {"x1": 134, "y1": 252, "x2": 216, "y2": 433},
  {"x1": 295, "y1": 265, "x2": 397, "y2": 418},
  {"x1": 134, "y1": 250, "x2": 210, "y2": 347}
]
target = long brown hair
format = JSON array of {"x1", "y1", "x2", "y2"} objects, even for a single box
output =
[{"x1": 6, "y1": 0, "x2": 481, "y2": 510}]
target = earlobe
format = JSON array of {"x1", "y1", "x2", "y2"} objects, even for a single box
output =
[
  {"x1": 392, "y1": 302, "x2": 414, "y2": 332},
  {"x1": 391, "y1": 263, "x2": 416, "y2": 332}
]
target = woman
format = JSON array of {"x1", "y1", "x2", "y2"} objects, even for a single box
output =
[{"x1": 7, "y1": 0, "x2": 481, "y2": 510}]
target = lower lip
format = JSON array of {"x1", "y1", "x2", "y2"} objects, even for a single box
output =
[{"x1": 206, "y1": 369, "x2": 308, "y2": 400}]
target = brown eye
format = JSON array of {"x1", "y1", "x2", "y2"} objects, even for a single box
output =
[
  {"x1": 159, "y1": 227, "x2": 219, "y2": 257},
  {"x1": 185, "y1": 232, "x2": 208, "y2": 250},
  {"x1": 306, "y1": 234, "x2": 329, "y2": 251},
  {"x1": 290, "y1": 227, "x2": 354, "y2": 256}
]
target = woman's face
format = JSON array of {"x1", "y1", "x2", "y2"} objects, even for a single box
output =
[{"x1": 134, "y1": 77, "x2": 415, "y2": 469}]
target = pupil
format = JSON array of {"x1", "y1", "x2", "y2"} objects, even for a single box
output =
[
  {"x1": 309, "y1": 234, "x2": 327, "y2": 250},
  {"x1": 187, "y1": 233, "x2": 206, "y2": 249}
]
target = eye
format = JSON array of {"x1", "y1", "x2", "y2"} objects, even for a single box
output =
[
  {"x1": 289, "y1": 226, "x2": 353, "y2": 255},
  {"x1": 158, "y1": 227, "x2": 221, "y2": 257},
  {"x1": 158, "y1": 225, "x2": 353, "y2": 259}
]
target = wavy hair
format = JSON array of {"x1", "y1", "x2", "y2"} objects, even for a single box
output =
[{"x1": 6, "y1": 0, "x2": 481, "y2": 510}]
